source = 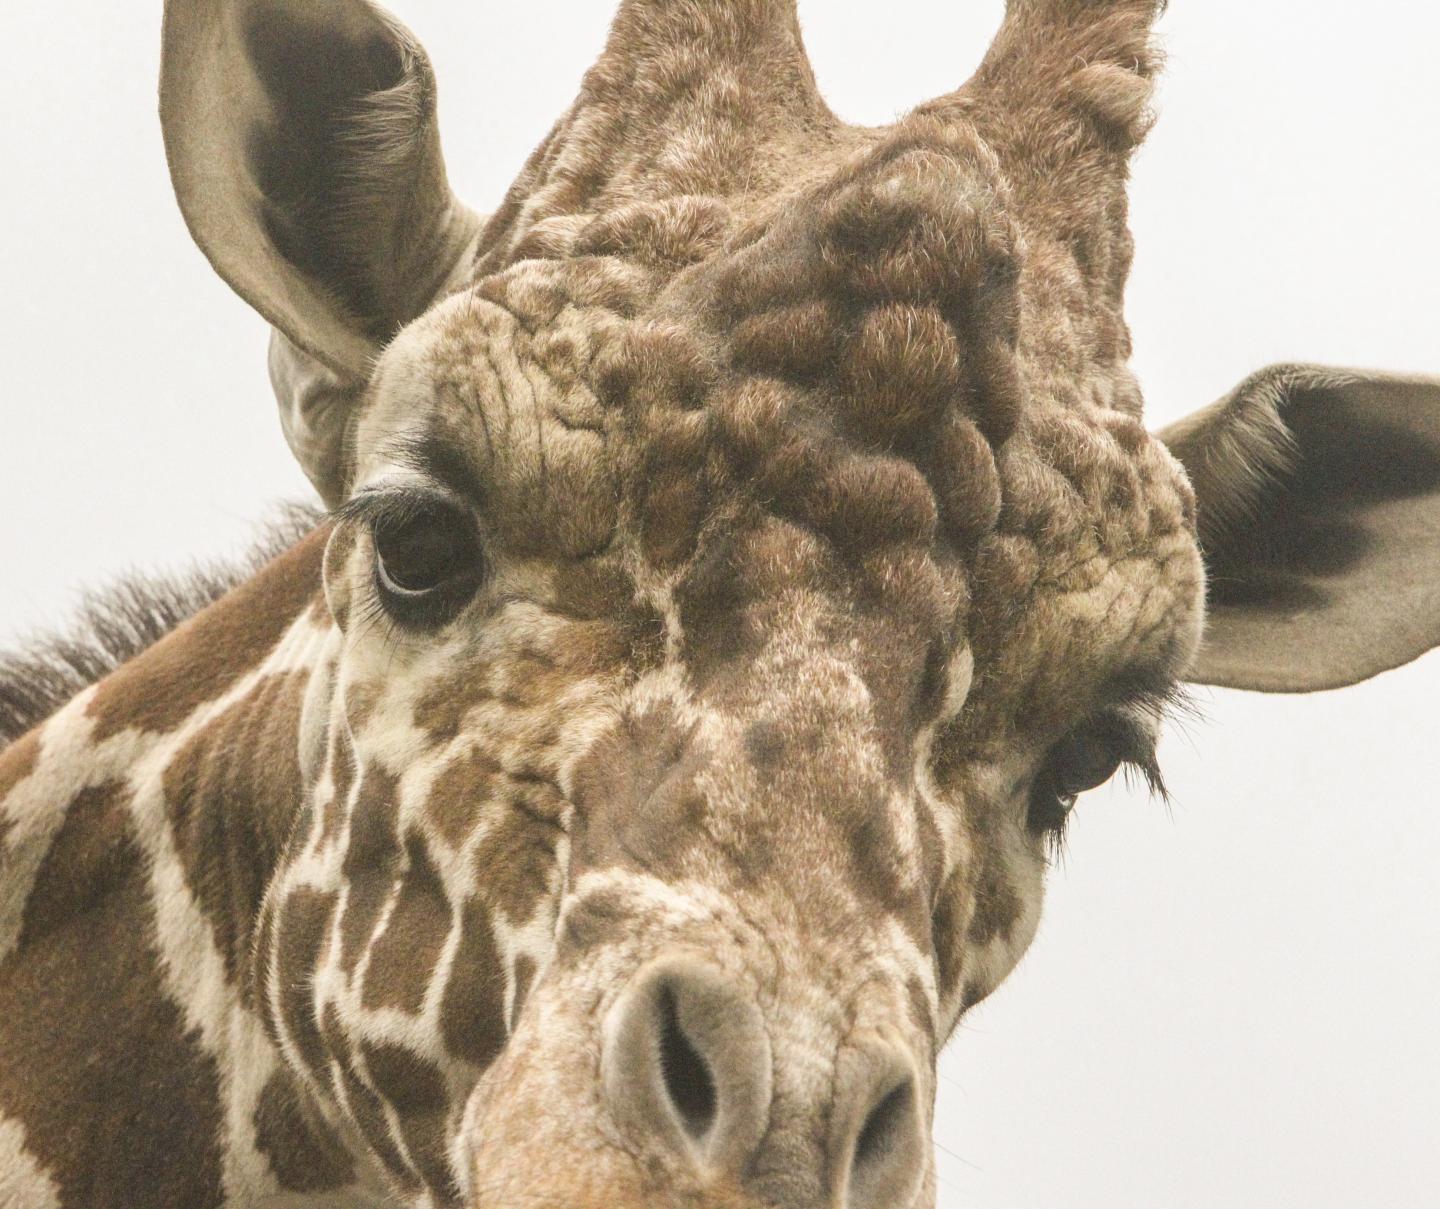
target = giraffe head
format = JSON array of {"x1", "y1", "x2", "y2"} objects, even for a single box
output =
[{"x1": 160, "y1": 1, "x2": 1440, "y2": 1205}]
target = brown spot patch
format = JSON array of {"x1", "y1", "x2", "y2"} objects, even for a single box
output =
[
  {"x1": 743, "y1": 719, "x2": 785, "y2": 770},
  {"x1": 339, "y1": 765, "x2": 401, "y2": 974},
  {"x1": 931, "y1": 414, "x2": 1003, "y2": 548},
  {"x1": 271, "y1": 886, "x2": 338, "y2": 1084},
  {"x1": 796, "y1": 450, "x2": 938, "y2": 555},
  {"x1": 0, "y1": 729, "x2": 39, "y2": 801},
  {"x1": 598, "y1": 320, "x2": 713, "y2": 414},
  {"x1": 361, "y1": 1041, "x2": 453, "y2": 1193},
  {"x1": 342, "y1": 678, "x2": 384, "y2": 733},
  {"x1": 363, "y1": 832, "x2": 452, "y2": 1014},
  {"x1": 87, "y1": 526, "x2": 326, "y2": 740},
  {"x1": 413, "y1": 669, "x2": 494, "y2": 747},
  {"x1": 638, "y1": 462, "x2": 711, "y2": 569},
  {"x1": 838, "y1": 303, "x2": 961, "y2": 445},
  {"x1": 930, "y1": 867, "x2": 967, "y2": 1008},
  {"x1": 838, "y1": 795, "x2": 923, "y2": 936},
  {"x1": 730, "y1": 298, "x2": 849, "y2": 383},
  {"x1": 253, "y1": 1069, "x2": 355, "y2": 1192},
  {"x1": 0, "y1": 780, "x2": 225, "y2": 1207},
  {"x1": 469, "y1": 783, "x2": 564, "y2": 927},
  {"x1": 550, "y1": 561, "x2": 639, "y2": 623},
  {"x1": 440, "y1": 897, "x2": 507, "y2": 1068},
  {"x1": 0, "y1": 730, "x2": 41, "y2": 854},
  {"x1": 161, "y1": 669, "x2": 308, "y2": 999},
  {"x1": 966, "y1": 855, "x2": 1020, "y2": 950},
  {"x1": 319, "y1": 1005, "x2": 416, "y2": 1191},
  {"x1": 672, "y1": 525, "x2": 776, "y2": 688},
  {"x1": 426, "y1": 750, "x2": 500, "y2": 851}
]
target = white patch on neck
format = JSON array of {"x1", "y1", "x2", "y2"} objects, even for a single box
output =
[
  {"x1": 0, "y1": 1113, "x2": 61, "y2": 1209},
  {"x1": 117, "y1": 609, "x2": 332, "y2": 1204},
  {"x1": 0, "y1": 688, "x2": 114, "y2": 965}
]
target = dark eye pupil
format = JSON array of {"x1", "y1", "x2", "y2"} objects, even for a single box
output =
[
  {"x1": 376, "y1": 514, "x2": 462, "y2": 593},
  {"x1": 368, "y1": 495, "x2": 486, "y2": 629}
]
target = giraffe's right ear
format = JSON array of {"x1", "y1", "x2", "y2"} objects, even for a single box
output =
[
  {"x1": 1158, "y1": 365, "x2": 1440, "y2": 692},
  {"x1": 160, "y1": 0, "x2": 481, "y2": 504}
]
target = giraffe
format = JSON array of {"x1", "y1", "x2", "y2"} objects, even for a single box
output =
[{"x1": 3, "y1": 1, "x2": 1439, "y2": 1207}]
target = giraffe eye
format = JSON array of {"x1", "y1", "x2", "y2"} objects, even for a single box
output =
[
  {"x1": 1027, "y1": 723, "x2": 1127, "y2": 838},
  {"x1": 370, "y1": 492, "x2": 486, "y2": 628},
  {"x1": 1049, "y1": 730, "x2": 1126, "y2": 799}
]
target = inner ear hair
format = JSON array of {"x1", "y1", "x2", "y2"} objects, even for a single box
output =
[
  {"x1": 1160, "y1": 364, "x2": 1357, "y2": 555},
  {"x1": 243, "y1": 0, "x2": 466, "y2": 342}
]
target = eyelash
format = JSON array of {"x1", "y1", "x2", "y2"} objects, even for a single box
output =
[
  {"x1": 333, "y1": 483, "x2": 441, "y2": 531},
  {"x1": 1029, "y1": 687, "x2": 1188, "y2": 859}
]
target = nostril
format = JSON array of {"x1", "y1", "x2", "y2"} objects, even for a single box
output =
[
  {"x1": 656, "y1": 983, "x2": 718, "y2": 1141},
  {"x1": 602, "y1": 958, "x2": 771, "y2": 1172},
  {"x1": 852, "y1": 1078, "x2": 912, "y2": 1175},
  {"x1": 839, "y1": 1063, "x2": 925, "y2": 1209}
]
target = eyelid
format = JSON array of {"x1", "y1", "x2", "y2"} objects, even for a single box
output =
[
  {"x1": 1101, "y1": 707, "x2": 1158, "y2": 756},
  {"x1": 1094, "y1": 671, "x2": 1189, "y2": 776},
  {"x1": 1091, "y1": 709, "x2": 1167, "y2": 799}
]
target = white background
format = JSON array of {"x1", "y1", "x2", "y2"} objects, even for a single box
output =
[{"x1": 2, "y1": 3, "x2": 1437, "y2": 1206}]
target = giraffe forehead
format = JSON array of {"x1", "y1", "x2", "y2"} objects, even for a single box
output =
[
  {"x1": 356, "y1": 341, "x2": 1199, "y2": 783},
  {"x1": 365, "y1": 278, "x2": 1198, "y2": 678},
  {"x1": 353, "y1": 111, "x2": 1201, "y2": 742}
]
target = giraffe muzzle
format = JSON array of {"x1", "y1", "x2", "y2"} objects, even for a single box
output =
[{"x1": 460, "y1": 953, "x2": 930, "y2": 1208}]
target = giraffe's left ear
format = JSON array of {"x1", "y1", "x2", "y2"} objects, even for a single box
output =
[
  {"x1": 160, "y1": 0, "x2": 481, "y2": 504},
  {"x1": 1158, "y1": 365, "x2": 1440, "y2": 692}
]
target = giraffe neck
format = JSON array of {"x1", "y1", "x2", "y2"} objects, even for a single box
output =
[{"x1": 0, "y1": 527, "x2": 373, "y2": 1208}]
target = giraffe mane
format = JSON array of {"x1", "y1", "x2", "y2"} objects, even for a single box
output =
[{"x1": 0, "y1": 502, "x2": 321, "y2": 744}]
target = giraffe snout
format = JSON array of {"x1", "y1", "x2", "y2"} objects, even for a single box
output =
[
  {"x1": 460, "y1": 947, "x2": 933, "y2": 1208},
  {"x1": 595, "y1": 957, "x2": 928, "y2": 1209}
]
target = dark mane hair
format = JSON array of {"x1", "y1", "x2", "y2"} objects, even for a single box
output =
[{"x1": 0, "y1": 503, "x2": 322, "y2": 747}]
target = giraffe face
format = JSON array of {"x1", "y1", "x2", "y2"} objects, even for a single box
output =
[{"x1": 256, "y1": 128, "x2": 1206, "y2": 1207}]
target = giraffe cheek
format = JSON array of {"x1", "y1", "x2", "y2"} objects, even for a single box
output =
[{"x1": 953, "y1": 860, "x2": 1044, "y2": 1022}]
